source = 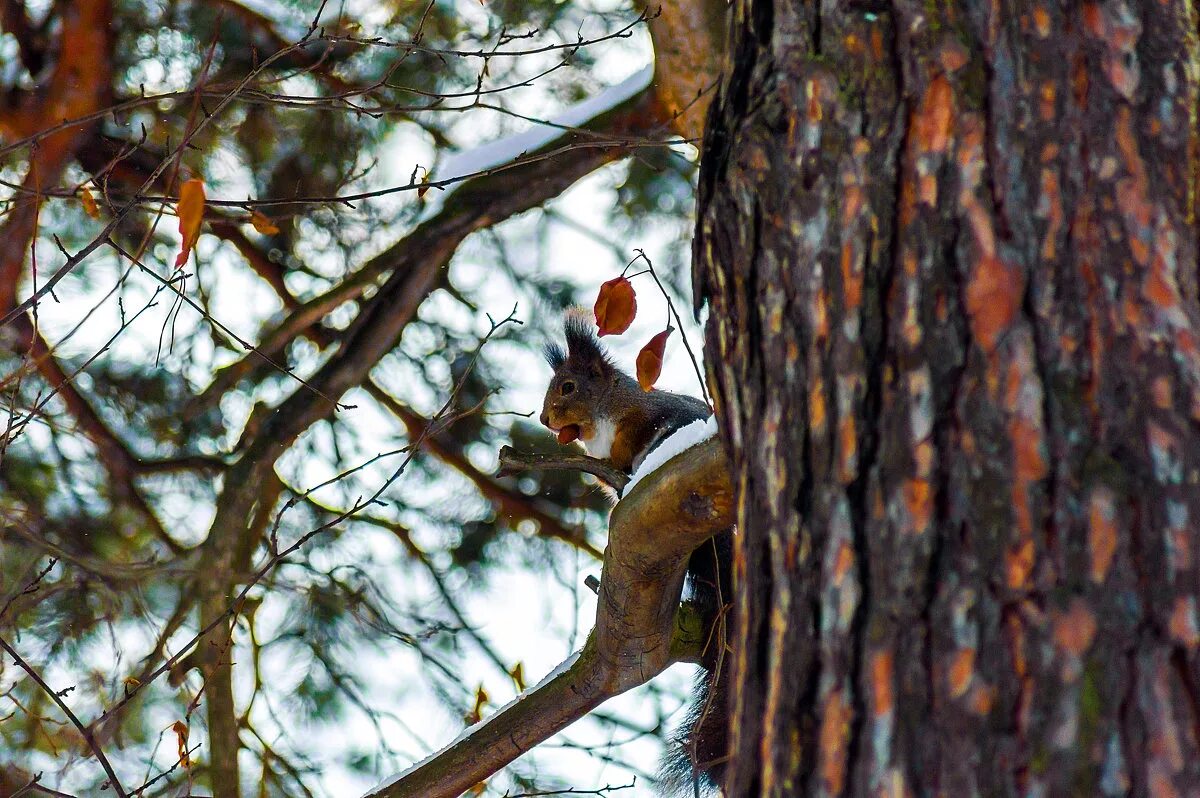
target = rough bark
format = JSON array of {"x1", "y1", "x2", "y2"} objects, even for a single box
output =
[
  {"x1": 637, "y1": 0, "x2": 728, "y2": 140},
  {"x1": 696, "y1": 2, "x2": 1200, "y2": 797}
]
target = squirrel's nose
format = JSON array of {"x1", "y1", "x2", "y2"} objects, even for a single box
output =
[{"x1": 539, "y1": 411, "x2": 549, "y2": 428}]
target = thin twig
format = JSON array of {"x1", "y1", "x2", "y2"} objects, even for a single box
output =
[
  {"x1": 0, "y1": 636, "x2": 128, "y2": 798},
  {"x1": 630, "y1": 249, "x2": 711, "y2": 408}
]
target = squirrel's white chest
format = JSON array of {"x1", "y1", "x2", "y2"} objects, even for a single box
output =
[{"x1": 585, "y1": 418, "x2": 617, "y2": 459}]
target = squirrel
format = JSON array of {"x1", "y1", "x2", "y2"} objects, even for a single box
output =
[{"x1": 540, "y1": 312, "x2": 733, "y2": 795}]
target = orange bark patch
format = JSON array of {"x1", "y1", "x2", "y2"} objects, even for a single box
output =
[
  {"x1": 965, "y1": 254, "x2": 1021, "y2": 353},
  {"x1": 871, "y1": 27, "x2": 884, "y2": 60},
  {"x1": 970, "y1": 683, "x2": 997, "y2": 716},
  {"x1": 949, "y1": 647, "x2": 975, "y2": 698},
  {"x1": 1145, "y1": 261, "x2": 1179, "y2": 309},
  {"x1": 838, "y1": 414, "x2": 857, "y2": 484},
  {"x1": 1169, "y1": 597, "x2": 1199, "y2": 648},
  {"x1": 1009, "y1": 411, "x2": 1047, "y2": 539},
  {"x1": 842, "y1": 184, "x2": 864, "y2": 227},
  {"x1": 1088, "y1": 487, "x2": 1118, "y2": 583},
  {"x1": 1152, "y1": 377, "x2": 1173, "y2": 409},
  {"x1": 1149, "y1": 771, "x2": 1178, "y2": 798},
  {"x1": 1053, "y1": 600, "x2": 1097, "y2": 658},
  {"x1": 1033, "y1": 7, "x2": 1051, "y2": 37},
  {"x1": 841, "y1": 242, "x2": 862, "y2": 310},
  {"x1": 815, "y1": 288, "x2": 830, "y2": 341},
  {"x1": 939, "y1": 42, "x2": 969, "y2": 73},
  {"x1": 871, "y1": 651, "x2": 894, "y2": 718},
  {"x1": 898, "y1": 163, "x2": 917, "y2": 228},
  {"x1": 903, "y1": 478, "x2": 932, "y2": 533},
  {"x1": 833, "y1": 541, "x2": 855, "y2": 586},
  {"x1": 1040, "y1": 168, "x2": 1062, "y2": 259},
  {"x1": 916, "y1": 76, "x2": 955, "y2": 155},
  {"x1": 1005, "y1": 538, "x2": 1036, "y2": 590},
  {"x1": 919, "y1": 173, "x2": 939, "y2": 208},
  {"x1": 1007, "y1": 613, "x2": 1028, "y2": 678},
  {"x1": 1039, "y1": 81, "x2": 1057, "y2": 121},
  {"x1": 913, "y1": 440, "x2": 933, "y2": 476},
  {"x1": 809, "y1": 382, "x2": 827, "y2": 434},
  {"x1": 819, "y1": 689, "x2": 850, "y2": 793},
  {"x1": 807, "y1": 78, "x2": 824, "y2": 122}
]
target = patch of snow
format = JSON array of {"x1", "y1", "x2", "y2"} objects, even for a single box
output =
[
  {"x1": 425, "y1": 65, "x2": 654, "y2": 214},
  {"x1": 363, "y1": 650, "x2": 583, "y2": 797},
  {"x1": 622, "y1": 415, "x2": 718, "y2": 498}
]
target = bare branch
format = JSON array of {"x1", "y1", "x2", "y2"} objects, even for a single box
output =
[
  {"x1": 497, "y1": 445, "x2": 629, "y2": 493},
  {"x1": 0, "y1": 636, "x2": 128, "y2": 797}
]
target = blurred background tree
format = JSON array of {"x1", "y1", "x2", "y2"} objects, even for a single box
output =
[{"x1": 0, "y1": 1, "x2": 721, "y2": 795}]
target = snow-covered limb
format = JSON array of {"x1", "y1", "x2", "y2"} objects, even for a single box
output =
[
  {"x1": 623, "y1": 415, "x2": 718, "y2": 497},
  {"x1": 366, "y1": 436, "x2": 733, "y2": 798},
  {"x1": 422, "y1": 66, "x2": 655, "y2": 218}
]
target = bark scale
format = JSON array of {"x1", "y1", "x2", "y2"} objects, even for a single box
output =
[{"x1": 696, "y1": 2, "x2": 1200, "y2": 796}]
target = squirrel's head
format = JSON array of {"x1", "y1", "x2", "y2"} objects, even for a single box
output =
[{"x1": 540, "y1": 312, "x2": 620, "y2": 445}]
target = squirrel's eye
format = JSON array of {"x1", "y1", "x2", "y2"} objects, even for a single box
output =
[{"x1": 560, "y1": 380, "x2": 576, "y2": 396}]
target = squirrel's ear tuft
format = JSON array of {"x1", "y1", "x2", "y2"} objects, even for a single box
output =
[
  {"x1": 563, "y1": 312, "x2": 608, "y2": 365},
  {"x1": 543, "y1": 342, "x2": 566, "y2": 370}
]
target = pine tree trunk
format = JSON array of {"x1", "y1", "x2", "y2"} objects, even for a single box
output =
[{"x1": 694, "y1": 3, "x2": 1200, "y2": 796}]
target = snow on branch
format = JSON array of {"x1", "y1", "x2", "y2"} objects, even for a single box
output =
[{"x1": 365, "y1": 435, "x2": 733, "y2": 798}]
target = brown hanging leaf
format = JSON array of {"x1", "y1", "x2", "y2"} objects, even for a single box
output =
[
  {"x1": 249, "y1": 210, "x2": 279, "y2": 235},
  {"x1": 417, "y1": 169, "x2": 432, "y2": 199},
  {"x1": 175, "y1": 179, "x2": 206, "y2": 268},
  {"x1": 79, "y1": 187, "x2": 99, "y2": 219},
  {"x1": 171, "y1": 720, "x2": 191, "y2": 768},
  {"x1": 594, "y1": 276, "x2": 636, "y2": 336},
  {"x1": 636, "y1": 327, "x2": 672, "y2": 392},
  {"x1": 509, "y1": 662, "x2": 525, "y2": 692},
  {"x1": 466, "y1": 684, "x2": 489, "y2": 724}
]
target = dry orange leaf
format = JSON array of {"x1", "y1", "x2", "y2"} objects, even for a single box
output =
[
  {"x1": 79, "y1": 187, "x2": 99, "y2": 219},
  {"x1": 509, "y1": 662, "x2": 525, "y2": 692},
  {"x1": 466, "y1": 684, "x2": 489, "y2": 724},
  {"x1": 250, "y1": 210, "x2": 279, "y2": 235},
  {"x1": 171, "y1": 720, "x2": 191, "y2": 768},
  {"x1": 175, "y1": 179, "x2": 206, "y2": 268},
  {"x1": 636, "y1": 327, "x2": 672, "y2": 392},
  {"x1": 594, "y1": 276, "x2": 636, "y2": 336}
]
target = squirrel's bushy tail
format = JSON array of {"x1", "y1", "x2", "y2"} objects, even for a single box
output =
[{"x1": 659, "y1": 530, "x2": 734, "y2": 796}]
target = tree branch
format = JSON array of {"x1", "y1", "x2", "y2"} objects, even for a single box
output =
[
  {"x1": 497, "y1": 445, "x2": 629, "y2": 493},
  {"x1": 366, "y1": 436, "x2": 733, "y2": 798},
  {"x1": 0, "y1": 0, "x2": 112, "y2": 314}
]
